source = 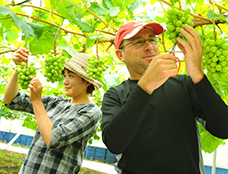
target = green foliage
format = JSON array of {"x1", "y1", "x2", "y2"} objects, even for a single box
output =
[
  {"x1": 198, "y1": 123, "x2": 226, "y2": 153},
  {"x1": 0, "y1": 6, "x2": 44, "y2": 40}
]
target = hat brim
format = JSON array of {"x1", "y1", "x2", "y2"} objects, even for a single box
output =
[
  {"x1": 64, "y1": 63, "x2": 103, "y2": 90},
  {"x1": 123, "y1": 23, "x2": 164, "y2": 40}
]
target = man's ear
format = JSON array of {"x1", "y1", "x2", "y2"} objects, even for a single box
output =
[{"x1": 116, "y1": 49, "x2": 125, "y2": 62}]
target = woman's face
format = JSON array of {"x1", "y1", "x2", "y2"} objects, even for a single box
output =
[{"x1": 62, "y1": 69, "x2": 89, "y2": 98}]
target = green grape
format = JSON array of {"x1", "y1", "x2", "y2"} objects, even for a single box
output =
[
  {"x1": 177, "y1": 11, "x2": 184, "y2": 17},
  {"x1": 185, "y1": 8, "x2": 191, "y2": 14},
  {"x1": 218, "y1": 72, "x2": 226, "y2": 79},
  {"x1": 216, "y1": 38, "x2": 225, "y2": 45},
  {"x1": 215, "y1": 50, "x2": 221, "y2": 56},
  {"x1": 210, "y1": 46, "x2": 217, "y2": 53},
  {"x1": 164, "y1": 5, "x2": 193, "y2": 44},
  {"x1": 218, "y1": 55, "x2": 225, "y2": 61},
  {"x1": 221, "y1": 67, "x2": 228, "y2": 73},
  {"x1": 43, "y1": 53, "x2": 66, "y2": 83},
  {"x1": 221, "y1": 43, "x2": 228, "y2": 49},
  {"x1": 219, "y1": 61, "x2": 227, "y2": 67},
  {"x1": 186, "y1": 20, "x2": 194, "y2": 27},
  {"x1": 86, "y1": 55, "x2": 109, "y2": 81},
  {"x1": 206, "y1": 39, "x2": 216, "y2": 46},
  {"x1": 176, "y1": 20, "x2": 182, "y2": 27},
  {"x1": 203, "y1": 37, "x2": 228, "y2": 79},
  {"x1": 167, "y1": 24, "x2": 175, "y2": 31},
  {"x1": 16, "y1": 62, "x2": 37, "y2": 89}
]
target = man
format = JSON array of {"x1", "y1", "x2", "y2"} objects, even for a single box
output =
[{"x1": 101, "y1": 21, "x2": 228, "y2": 174}]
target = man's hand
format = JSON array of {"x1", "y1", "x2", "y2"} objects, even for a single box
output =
[
  {"x1": 138, "y1": 54, "x2": 177, "y2": 95},
  {"x1": 177, "y1": 24, "x2": 204, "y2": 84}
]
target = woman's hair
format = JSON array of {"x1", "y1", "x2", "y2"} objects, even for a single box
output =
[{"x1": 61, "y1": 68, "x2": 95, "y2": 94}]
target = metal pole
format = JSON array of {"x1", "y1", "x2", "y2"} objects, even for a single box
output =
[{"x1": 212, "y1": 149, "x2": 217, "y2": 174}]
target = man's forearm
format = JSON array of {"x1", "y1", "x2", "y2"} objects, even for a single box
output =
[
  {"x1": 3, "y1": 71, "x2": 19, "y2": 105},
  {"x1": 194, "y1": 76, "x2": 228, "y2": 138}
]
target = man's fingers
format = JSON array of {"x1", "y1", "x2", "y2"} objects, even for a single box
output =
[{"x1": 178, "y1": 24, "x2": 202, "y2": 53}]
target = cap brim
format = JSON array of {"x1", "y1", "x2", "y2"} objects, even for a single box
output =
[{"x1": 123, "y1": 23, "x2": 164, "y2": 40}]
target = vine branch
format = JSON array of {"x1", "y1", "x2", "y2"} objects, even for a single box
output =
[
  {"x1": 209, "y1": 0, "x2": 228, "y2": 12},
  {"x1": 84, "y1": 2, "x2": 118, "y2": 32},
  {"x1": 0, "y1": 48, "x2": 17, "y2": 54},
  {"x1": 54, "y1": 19, "x2": 64, "y2": 56}
]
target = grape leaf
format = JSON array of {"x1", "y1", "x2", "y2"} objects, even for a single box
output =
[
  {"x1": 0, "y1": 5, "x2": 44, "y2": 40},
  {"x1": 101, "y1": 0, "x2": 114, "y2": 9},
  {"x1": 199, "y1": 123, "x2": 226, "y2": 153},
  {"x1": 5, "y1": 28, "x2": 18, "y2": 41},
  {"x1": 29, "y1": 32, "x2": 55, "y2": 54},
  {"x1": 127, "y1": 0, "x2": 147, "y2": 11},
  {"x1": 154, "y1": 16, "x2": 167, "y2": 23},
  {"x1": 101, "y1": 0, "x2": 119, "y2": 17},
  {"x1": 89, "y1": 2, "x2": 109, "y2": 16},
  {"x1": 22, "y1": 116, "x2": 37, "y2": 131},
  {"x1": 51, "y1": 0, "x2": 82, "y2": 23},
  {"x1": 74, "y1": 20, "x2": 95, "y2": 33},
  {"x1": 207, "y1": 10, "x2": 223, "y2": 21},
  {"x1": 86, "y1": 35, "x2": 97, "y2": 49},
  {"x1": 57, "y1": 37, "x2": 77, "y2": 57}
]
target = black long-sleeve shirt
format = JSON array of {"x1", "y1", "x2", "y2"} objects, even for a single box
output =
[{"x1": 101, "y1": 75, "x2": 228, "y2": 174}]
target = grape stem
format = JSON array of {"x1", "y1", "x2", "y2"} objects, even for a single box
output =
[
  {"x1": 54, "y1": 19, "x2": 64, "y2": 56},
  {"x1": 158, "y1": 1, "x2": 167, "y2": 16},
  {"x1": 0, "y1": 73, "x2": 8, "y2": 83},
  {"x1": 209, "y1": 0, "x2": 228, "y2": 12},
  {"x1": 218, "y1": 80, "x2": 228, "y2": 86},
  {"x1": 0, "y1": 48, "x2": 17, "y2": 55},
  {"x1": 212, "y1": 2, "x2": 217, "y2": 41},
  {"x1": 170, "y1": 43, "x2": 177, "y2": 54},
  {"x1": 161, "y1": 33, "x2": 167, "y2": 53}
]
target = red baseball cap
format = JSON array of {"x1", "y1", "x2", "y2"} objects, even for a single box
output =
[{"x1": 114, "y1": 21, "x2": 164, "y2": 49}]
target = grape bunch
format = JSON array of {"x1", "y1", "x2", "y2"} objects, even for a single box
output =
[
  {"x1": 16, "y1": 62, "x2": 37, "y2": 89},
  {"x1": 44, "y1": 53, "x2": 66, "y2": 83},
  {"x1": 203, "y1": 37, "x2": 228, "y2": 80},
  {"x1": 86, "y1": 56, "x2": 109, "y2": 81},
  {"x1": 165, "y1": 5, "x2": 194, "y2": 43}
]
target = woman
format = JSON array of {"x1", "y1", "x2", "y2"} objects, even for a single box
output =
[{"x1": 3, "y1": 47, "x2": 103, "y2": 174}]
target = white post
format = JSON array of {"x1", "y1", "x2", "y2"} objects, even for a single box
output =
[
  {"x1": 211, "y1": 149, "x2": 217, "y2": 174},
  {"x1": 5, "y1": 127, "x2": 25, "y2": 150}
]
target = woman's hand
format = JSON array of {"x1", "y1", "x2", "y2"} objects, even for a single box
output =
[
  {"x1": 12, "y1": 47, "x2": 29, "y2": 65},
  {"x1": 28, "y1": 76, "x2": 43, "y2": 103}
]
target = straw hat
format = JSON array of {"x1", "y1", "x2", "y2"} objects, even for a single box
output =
[{"x1": 64, "y1": 53, "x2": 103, "y2": 90}]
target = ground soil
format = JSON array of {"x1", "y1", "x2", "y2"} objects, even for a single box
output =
[{"x1": 0, "y1": 149, "x2": 107, "y2": 174}]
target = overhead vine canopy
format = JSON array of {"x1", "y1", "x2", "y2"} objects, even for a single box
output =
[
  {"x1": 0, "y1": 0, "x2": 228, "y2": 152},
  {"x1": 0, "y1": 0, "x2": 227, "y2": 56}
]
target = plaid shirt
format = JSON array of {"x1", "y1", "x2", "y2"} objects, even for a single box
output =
[{"x1": 6, "y1": 92, "x2": 101, "y2": 174}]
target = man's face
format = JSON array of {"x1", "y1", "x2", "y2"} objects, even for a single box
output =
[{"x1": 116, "y1": 27, "x2": 159, "y2": 79}]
